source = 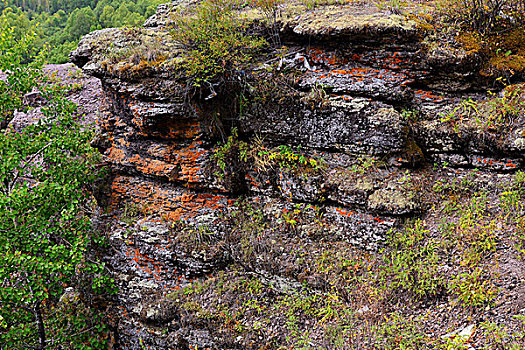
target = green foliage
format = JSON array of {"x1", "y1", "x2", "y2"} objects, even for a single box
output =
[
  {"x1": 120, "y1": 201, "x2": 146, "y2": 225},
  {"x1": 167, "y1": 179, "x2": 525, "y2": 349},
  {"x1": 223, "y1": 199, "x2": 270, "y2": 266},
  {"x1": 213, "y1": 127, "x2": 249, "y2": 178},
  {"x1": 350, "y1": 155, "x2": 378, "y2": 175},
  {"x1": 64, "y1": 6, "x2": 97, "y2": 40},
  {"x1": 515, "y1": 170, "x2": 525, "y2": 194},
  {"x1": 0, "y1": 0, "x2": 167, "y2": 64},
  {"x1": 0, "y1": 24, "x2": 113, "y2": 349},
  {"x1": 400, "y1": 108, "x2": 420, "y2": 122},
  {"x1": 0, "y1": 15, "x2": 44, "y2": 126},
  {"x1": 170, "y1": 0, "x2": 266, "y2": 87},
  {"x1": 375, "y1": 312, "x2": 430, "y2": 349},
  {"x1": 449, "y1": 267, "x2": 498, "y2": 307},
  {"x1": 479, "y1": 315, "x2": 525, "y2": 349},
  {"x1": 257, "y1": 144, "x2": 322, "y2": 171},
  {"x1": 499, "y1": 189, "x2": 523, "y2": 220},
  {"x1": 300, "y1": 0, "x2": 320, "y2": 10},
  {"x1": 380, "y1": 220, "x2": 445, "y2": 300},
  {"x1": 439, "y1": 86, "x2": 525, "y2": 132},
  {"x1": 213, "y1": 129, "x2": 323, "y2": 179}
]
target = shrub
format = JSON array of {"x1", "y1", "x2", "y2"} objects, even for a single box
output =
[
  {"x1": 252, "y1": 0, "x2": 285, "y2": 47},
  {"x1": 0, "y1": 22, "x2": 114, "y2": 349},
  {"x1": 438, "y1": 0, "x2": 525, "y2": 33},
  {"x1": 170, "y1": 0, "x2": 267, "y2": 89},
  {"x1": 0, "y1": 16, "x2": 44, "y2": 127}
]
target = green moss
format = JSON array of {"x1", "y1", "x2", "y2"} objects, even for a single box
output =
[
  {"x1": 455, "y1": 27, "x2": 525, "y2": 77},
  {"x1": 490, "y1": 54, "x2": 525, "y2": 73}
]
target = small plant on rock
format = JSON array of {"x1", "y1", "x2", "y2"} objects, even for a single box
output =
[
  {"x1": 212, "y1": 127, "x2": 249, "y2": 178},
  {"x1": 170, "y1": 0, "x2": 267, "y2": 90},
  {"x1": 379, "y1": 221, "x2": 446, "y2": 301},
  {"x1": 437, "y1": 0, "x2": 525, "y2": 33}
]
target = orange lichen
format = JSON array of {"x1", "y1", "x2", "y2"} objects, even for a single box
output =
[{"x1": 109, "y1": 176, "x2": 229, "y2": 222}]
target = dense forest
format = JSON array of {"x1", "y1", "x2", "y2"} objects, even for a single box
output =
[{"x1": 0, "y1": 0, "x2": 166, "y2": 63}]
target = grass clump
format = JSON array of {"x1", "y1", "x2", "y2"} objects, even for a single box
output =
[
  {"x1": 379, "y1": 220, "x2": 446, "y2": 301},
  {"x1": 439, "y1": 84, "x2": 525, "y2": 132}
]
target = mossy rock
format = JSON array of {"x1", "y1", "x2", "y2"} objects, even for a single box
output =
[
  {"x1": 368, "y1": 184, "x2": 420, "y2": 215},
  {"x1": 455, "y1": 27, "x2": 525, "y2": 77},
  {"x1": 72, "y1": 27, "x2": 181, "y2": 78}
]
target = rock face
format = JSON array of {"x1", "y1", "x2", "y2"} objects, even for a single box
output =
[
  {"x1": 8, "y1": 64, "x2": 105, "y2": 130},
  {"x1": 71, "y1": 2, "x2": 525, "y2": 349}
]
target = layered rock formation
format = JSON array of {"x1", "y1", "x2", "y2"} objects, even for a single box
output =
[{"x1": 71, "y1": 2, "x2": 525, "y2": 349}]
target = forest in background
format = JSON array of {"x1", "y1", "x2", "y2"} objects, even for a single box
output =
[{"x1": 0, "y1": 0, "x2": 166, "y2": 63}]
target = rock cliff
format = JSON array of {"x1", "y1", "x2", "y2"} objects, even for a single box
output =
[{"x1": 71, "y1": 2, "x2": 525, "y2": 349}]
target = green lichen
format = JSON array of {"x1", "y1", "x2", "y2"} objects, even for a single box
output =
[
  {"x1": 87, "y1": 28, "x2": 179, "y2": 77},
  {"x1": 368, "y1": 185, "x2": 419, "y2": 215}
]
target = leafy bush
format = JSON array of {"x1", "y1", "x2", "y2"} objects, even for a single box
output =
[
  {"x1": 0, "y1": 22, "x2": 113, "y2": 349},
  {"x1": 170, "y1": 0, "x2": 266, "y2": 89},
  {"x1": 213, "y1": 127, "x2": 249, "y2": 178},
  {"x1": 0, "y1": 15, "x2": 44, "y2": 126}
]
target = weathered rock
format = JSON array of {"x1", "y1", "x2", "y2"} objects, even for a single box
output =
[
  {"x1": 367, "y1": 184, "x2": 420, "y2": 215},
  {"x1": 327, "y1": 169, "x2": 376, "y2": 206},
  {"x1": 140, "y1": 298, "x2": 179, "y2": 325},
  {"x1": 69, "y1": 1, "x2": 525, "y2": 348},
  {"x1": 300, "y1": 66, "x2": 413, "y2": 103},
  {"x1": 143, "y1": 1, "x2": 179, "y2": 28},
  {"x1": 70, "y1": 27, "x2": 181, "y2": 80},
  {"x1": 277, "y1": 168, "x2": 325, "y2": 202},
  {"x1": 108, "y1": 175, "x2": 232, "y2": 221},
  {"x1": 8, "y1": 64, "x2": 105, "y2": 130},
  {"x1": 282, "y1": 8, "x2": 418, "y2": 40},
  {"x1": 243, "y1": 96, "x2": 409, "y2": 155},
  {"x1": 414, "y1": 85, "x2": 525, "y2": 170}
]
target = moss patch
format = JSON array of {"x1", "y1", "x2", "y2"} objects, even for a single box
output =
[{"x1": 455, "y1": 27, "x2": 525, "y2": 77}]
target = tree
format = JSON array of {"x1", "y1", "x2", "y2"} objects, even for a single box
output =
[
  {"x1": 0, "y1": 18, "x2": 113, "y2": 350},
  {"x1": 98, "y1": 4, "x2": 114, "y2": 27},
  {"x1": 63, "y1": 7, "x2": 96, "y2": 42}
]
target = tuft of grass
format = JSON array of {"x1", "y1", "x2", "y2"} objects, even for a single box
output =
[{"x1": 379, "y1": 220, "x2": 446, "y2": 301}]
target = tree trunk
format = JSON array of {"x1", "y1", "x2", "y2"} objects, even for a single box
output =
[{"x1": 33, "y1": 301, "x2": 46, "y2": 350}]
